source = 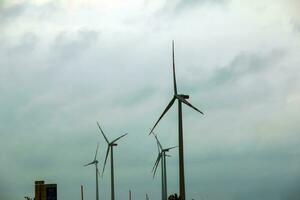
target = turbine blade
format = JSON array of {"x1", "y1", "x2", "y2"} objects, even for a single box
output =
[
  {"x1": 164, "y1": 146, "x2": 178, "y2": 151},
  {"x1": 84, "y1": 161, "x2": 95, "y2": 167},
  {"x1": 112, "y1": 133, "x2": 128, "y2": 143},
  {"x1": 152, "y1": 155, "x2": 162, "y2": 178},
  {"x1": 97, "y1": 122, "x2": 110, "y2": 144},
  {"x1": 177, "y1": 96, "x2": 204, "y2": 114},
  {"x1": 102, "y1": 146, "x2": 110, "y2": 176},
  {"x1": 94, "y1": 143, "x2": 99, "y2": 161},
  {"x1": 149, "y1": 97, "x2": 176, "y2": 135},
  {"x1": 151, "y1": 154, "x2": 160, "y2": 173},
  {"x1": 172, "y1": 40, "x2": 178, "y2": 95},
  {"x1": 154, "y1": 134, "x2": 163, "y2": 150},
  {"x1": 151, "y1": 130, "x2": 161, "y2": 152},
  {"x1": 156, "y1": 140, "x2": 160, "y2": 153}
]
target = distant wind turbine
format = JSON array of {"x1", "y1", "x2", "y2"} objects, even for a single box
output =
[
  {"x1": 97, "y1": 122, "x2": 127, "y2": 200},
  {"x1": 149, "y1": 41, "x2": 204, "y2": 200},
  {"x1": 84, "y1": 143, "x2": 100, "y2": 200},
  {"x1": 152, "y1": 133, "x2": 177, "y2": 200}
]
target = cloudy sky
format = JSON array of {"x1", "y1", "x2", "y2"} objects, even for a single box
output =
[{"x1": 1, "y1": 0, "x2": 300, "y2": 199}]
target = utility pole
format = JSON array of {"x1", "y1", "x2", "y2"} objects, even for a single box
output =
[{"x1": 81, "y1": 185, "x2": 84, "y2": 200}]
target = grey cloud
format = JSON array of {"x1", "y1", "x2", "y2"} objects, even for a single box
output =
[
  {"x1": 185, "y1": 147, "x2": 300, "y2": 200},
  {"x1": 155, "y1": 0, "x2": 229, "y2": 16},
  {"x1": 175, "y1": 0, "x2": 229, "y2": 11},
  {"x1": 0, "y1": 1, "x2": 59, "y2": 26},
  {"x1": 182, "y1": 50, "x2": 287, "y2": 111},
  {"x1": 52, "y1": 30, "x2": 99, "y2": 62},
  {"x1": 282, "y1": 179, "x2": 300, "y2": 200},
  {"x1": 118, "y1": 86, "x2": 156, "y2": 106},
  {"x1": 210, "y1": 50, "x2": 285, "y2": 86},
  {"x1": 292, "y1": 21, "x2": 300, "y2": 33},
  {"x1": 0, "y1": 180, "x2": 10, "y2": 200},
  {"x1": 0, "y1": 2, "x2": 28, "y2": 20},
  {"x1": 149, "y1": 0, "x2": 229, "y2": 20},
  {"x1": 9, "y1": 33, "x2": 38, "y2": 55}
]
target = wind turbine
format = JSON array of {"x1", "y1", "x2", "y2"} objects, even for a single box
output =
[
  {"x1": 84, "y1": 143, "x2": 100, "y2": 200},
  {"x1": 152, "y1": 134, "x2": 165, "y2": 200},
  {"x1": 149, "y1": 41, "x2": 204, "y2": 200},
  {"x1": 152, "y1": 133, "x2": 177, "y2": 200},
  {"x1": 97, "y1": 122, "x2": 127, "y2": 200}
]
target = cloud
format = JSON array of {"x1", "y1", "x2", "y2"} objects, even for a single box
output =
[
  {"x1": 175, "y1": 0, "x2": 229, "y2": 10},
  {"x1": 51, "y1": 30, "x2": 99, "y2": 62},
  {"x1": 0, "y1": 0, "x2": 59, "y2": 31},
  {"x1": 0, "y1": 180, "x2": 10, "y2": 200},
  {"x1": 181, "y1": 49, "x2": 288, "y2": 113},
  {"x1": 210, "y1": 50, "x2": 285, "y2": 86},
  {"x1": 282, "y1": 178, "x2": 300, "y2": 200},
  {"x1": 292, "y1": 20, "x2": 300, "y2": 33},
  {"x1": 0, "y1": 1, "x2": 28, "y2": 20}
]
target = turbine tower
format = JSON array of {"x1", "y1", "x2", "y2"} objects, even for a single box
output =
[
  {"x1": 152, "y1": 133, "x2": 177, "y2": 200},
  {"x1": 84, "y1": 143, "x2": 100, "y2": 200},
  {"x1": 97, "y1": 122, "x2": 127, "y2": 200},
  {"x1": 149, "y1": 41, "x2": 204, "y2": 200}
]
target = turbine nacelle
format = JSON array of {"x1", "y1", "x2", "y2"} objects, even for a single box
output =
[
  {"x1": 176, "y1": 94, "x2": 189, "y2": 99},
  {"x1": 84, "y1": 159, "x2": 99, "y2": 166},
  {"x1": 162, "y1": 146, "x2": 177, "y2": 153}
]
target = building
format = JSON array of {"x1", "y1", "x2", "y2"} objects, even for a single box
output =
[{"x1": 35, "y1": 180, "x2": 57, "y2": 200}]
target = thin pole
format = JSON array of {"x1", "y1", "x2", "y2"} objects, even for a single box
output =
[
  {"x1": 178, "y1": 100, "x2": 185, "y2": 200},
  {"x1": 96, "y1": 163, "x2": 99, "y2": 200},
  {"x1": 161, "y1": 153, "x2": 164, "y2": 200},
  {"x1": 129, "y1": 190, "x2": 131, "y2": 200},
  {"x1": 111, "y1": 146, "x2": 115, "y2": 200},
  {"x1": 81, "y1": 185, "x2": 84, "y2": 200},
  {"x1": 163, "y1": 152, "x2": 167, "y2": 200}
]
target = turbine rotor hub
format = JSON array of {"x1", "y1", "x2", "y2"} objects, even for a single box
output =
[{"x1": 177, "y1": 94, "x2": 189, "y2": 99}]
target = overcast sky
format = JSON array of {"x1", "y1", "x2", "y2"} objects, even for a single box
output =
[{"x1": 0, "y1": 0, "x2": 300, "y2": 200}]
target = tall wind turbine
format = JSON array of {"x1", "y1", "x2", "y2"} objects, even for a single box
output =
[
  {"x1": 149, "y1": 41, "x2": 204, "y2": 200},
  {"x1": 152, "y1": 133, "x2": 177, "y2": 200},
  {"x1": 84, "y1": 143, "x2": 100, "y2": 200},
  {"x1": 97, "y1": 122, "x2": 127, "y2": 200}
]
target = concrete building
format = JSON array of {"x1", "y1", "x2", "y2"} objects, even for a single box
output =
[{"x1": 35, "y1": 180, "x2": 57, "y2": 200}]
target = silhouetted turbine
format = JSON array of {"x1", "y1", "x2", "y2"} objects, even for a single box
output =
[
  {"x1": 97, "y1": 122, "x2": 127, "y2": 200},
  {"x1": 152, "y1": 133, "x2": 177, "y2": 200},
  {"x1": 84, "y1": 143, "x2": 100, "y2": 200},
  {"x1": 149, "y1": 41, "x2": 204, "y2": 200}
]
